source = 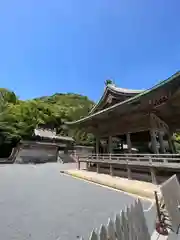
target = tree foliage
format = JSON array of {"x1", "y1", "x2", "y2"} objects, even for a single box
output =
[
  {"x1": 1, "y1": 88, "x2": 180, "y2": 149},
  {"x1": 0, "y1": 89, "x2": 95, "y2": 146}
]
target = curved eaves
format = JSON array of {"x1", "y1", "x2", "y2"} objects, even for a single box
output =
[
  {"x1": 89, "y1": 84, "x2": 143, "y2": 114},
  {"x1": 88, "y1": 86, "x2": 109, "y2": 114},
  {"x1": 108, "y1": 84, "x2": 143, "y2": 94},
  {"x1": 65, "y1": 71, "x2": 180, "y2": 126}
]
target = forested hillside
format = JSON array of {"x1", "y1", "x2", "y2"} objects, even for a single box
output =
[
  {"x1": 1, "y1": 88, "x2": 180, "y2": 154},
  {"x1": 0, "y1": 88, "x2": 95, "y2": 147}
]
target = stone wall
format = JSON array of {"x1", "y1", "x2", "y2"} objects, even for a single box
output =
[
  {"x1": 15, "y1": 141, "x2": 59, "y2": 164},
  {"x1": 73, "y1": 145, "x2": 94, "y2": 156}
]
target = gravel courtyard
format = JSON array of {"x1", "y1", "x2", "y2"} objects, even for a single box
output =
[{"x1": 0, "y1": 163, "x2": 153, "y2": 240}]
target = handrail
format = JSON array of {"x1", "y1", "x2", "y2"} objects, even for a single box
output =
[
  {"x1": 74, "y1": 153, "x2": 180, "y2": 166},
  {"x1": 74, "y1": 153, "x2": 180, "y2": 157},
  {"x1": 91, "y1": 153, "x2": 180, "y2": 157},
  {"x1": 90, "y1": 156, "x2": 180, "y2": 160}
]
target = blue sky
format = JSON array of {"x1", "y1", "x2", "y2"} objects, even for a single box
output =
[{"x1": 0, "y1": 0, "x2": 179, "y2": 101}]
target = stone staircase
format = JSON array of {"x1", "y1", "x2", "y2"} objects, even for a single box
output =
[{"x1": 58, "y1": 153, "x2": 76, "y2": 163}]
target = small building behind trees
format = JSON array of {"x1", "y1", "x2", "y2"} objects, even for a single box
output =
[{"x1": 15, "y1": 128, "x2": 74, "y2": 164}]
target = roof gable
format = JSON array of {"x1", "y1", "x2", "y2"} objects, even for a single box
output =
[
  {"x1": 89, "y1": 84, "x2": 143, "y2": 114},
  {"x1": 66, "y1": 71, "x2": 180, "y2": 126}
]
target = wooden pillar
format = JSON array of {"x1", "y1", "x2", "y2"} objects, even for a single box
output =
[
  {"x1": 126, "y1": 133, "x2": 132, "y2": 153},
  {"x1": 150, "y1": 129, "x2": 159, "y2": 154},
  {"x1": 127, "y1": 166, "x2": 132, "y2": 180},
  {"x1": 167, "y1": 133, "x2": 176, "y2": 153},
  {"x1": 108, "y1": 136, "x2": 113, "y2": 153},
  {"x1": 158, "y1": 131, "x2": 166, "y2": 153},
  {"x1": 110, "y1": 164, "x2": 114, "y2": 176},
  {"x1": 120, "y1": 139, "x2": 124, "y2": 151},
  {"x1": 96, "y1": 163, "x2": 100, "y2": 173},
  {"x1": 172, "y1": 140, "x2": 176, "y2": 153},
  {"x1": 95, "y1": 137, "x2": 99, "y2": 154},
  {"x1": 86, "y1": 161, "x2": 89, "y2": 170},
  {"x1": 77, "y1": 160, "x2": 80, "y2": 170},
  {"x1": 150, "y1": 167, "x2": 157, "y2": 184},
  {"x1": 102, "y1": 141, "x2": 106, "y2": 154}
]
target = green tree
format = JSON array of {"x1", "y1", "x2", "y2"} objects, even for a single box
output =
[{"x1": 0, "y1": 89, "x2": 95, "y2": 147}]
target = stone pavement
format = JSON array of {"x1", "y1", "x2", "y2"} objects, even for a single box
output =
[
  {"x1": 0, "y1": 163, "x2": 153, "y2": 240},
  {"x1": 63, "y1": 169, "x2": 160, "y2": 200}
]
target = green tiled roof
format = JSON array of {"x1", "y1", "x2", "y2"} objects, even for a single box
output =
[{"x1": 66, "y1": 71, "x2": 180, "y2": 125}]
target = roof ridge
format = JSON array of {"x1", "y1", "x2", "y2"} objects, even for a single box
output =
[
  {"x1": 66, "y1": 71, "x2": 180, "y2": 125},
  {"x1": 107, "y1": 84, "x2": 144, "y2": 93}
]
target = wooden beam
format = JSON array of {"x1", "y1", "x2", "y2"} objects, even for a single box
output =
[
  {"x1": 100, "y1": 126, "x2": 150, "y2": 137},
  {"x1": 150, "y1": 113, "x2": 169, "y2": 133},
  {"x1": 98, "y1": 114, "x2": 152, "y2": 137},
  {"x1": 81, "y1": 112, "x2": 171, "y2": 137}
]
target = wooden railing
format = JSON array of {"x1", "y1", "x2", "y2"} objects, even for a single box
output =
[
  {"x1": 77, "y1": 153, "x2": 180, "y2": 166},
  {"x1": 74, "y1": 153, "x2": 180, "y2": 184}
]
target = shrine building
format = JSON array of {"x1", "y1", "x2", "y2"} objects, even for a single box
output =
[{"x1": 66, "y1": 72, "x2": 180, "y2": 154}]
